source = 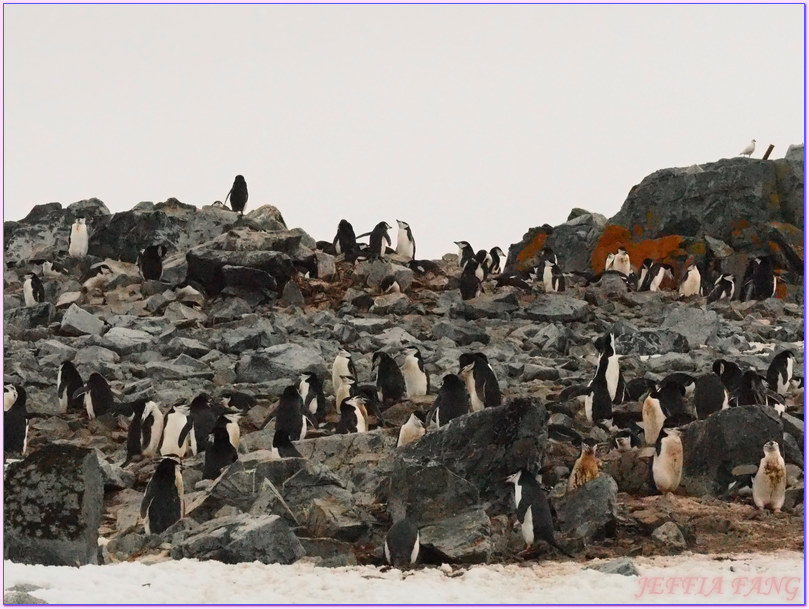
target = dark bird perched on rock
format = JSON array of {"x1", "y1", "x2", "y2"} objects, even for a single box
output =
[
  {"x1": 454, "y1": 240, "x2": 476, "y2": 270},
  {"x1": 707, "y1": 273, "x2": 735, "y2": 302},
  {"x1": 188, "y1": 393, "x2": 220, "y2": 454},
  {"x1": 266, "y1": 385, "x2": 308, "y2": 442},
  {"x1": 767, "y1": 350, "x2": 795, "y2": 396},
  {"x1": 225, "y1": 174, "x2": 248, "y2": 214},
  {"x1": 4, "y1": 384, "x2": 28, "y2": 457},
  {"x1": 203, "y1": 423, "x2": 239, "y2": 479},
  {"x1": 141, "y1": 456, "x2": 184, "y2": 535},
  {"x1": 137, "y1": 244, "x2": 168, "y2": 281},
  {"x1": 459, "y1": 259, "x2": 483, "y2": 300},
  {"x1": 22, "y1": 272, "x2": 45, "y2": 306},
  {"x1": 57, "y1": 361, "x2": 84, "y2": 413},
  {"x1": 639, "y1": 262, "x2": 673, "y2": 292},
  {"x1": 693, "y1": 374, "x2": 728, "y2": 419},
  {"x1": 459, "y1": 352, "x2": 501, "y2": 411},
  {"x1": 426, "y1": 374, "x2": 470, "y2": 427},
  {"x1": 362, "y1": 221, "x2": 392, "y2": 257},
  {"x1": 333, "y1": 219, "x2": 359, "y2": 257},
  {"x1": 373, "y1": 351, "x2": 406, "y2": 406},
  {"x1": 72, "y1": 372, "x2": 115, "y2": 420},
  {"x1": 299, "y1": 372, "x2": 327, "y2": 426},
  {"x1": 488, "y1": 247, "x2": 506, "y2": 276},
  {"x1": 741, "y1": 255, "x2": 776, "y2": 301},
  {"x1": 506, "y1": 468, "x2": 573, "y2": 557},
  {"x1": 385, "y1": 517, "x2": 420, "y2": 567}
]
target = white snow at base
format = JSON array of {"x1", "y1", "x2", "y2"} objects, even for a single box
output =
[{"x1": 4, "y1": 551, "x2": 804, "y2": 604}]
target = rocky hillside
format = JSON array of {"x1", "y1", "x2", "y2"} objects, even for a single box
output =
[{"x1": 3, "y1": 149, "x2": 804, "y2": 570}]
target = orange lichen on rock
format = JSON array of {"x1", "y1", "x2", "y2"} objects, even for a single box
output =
[
  {"x1": 515, "y1": 232, "x2": 548, "y2": 271},
  {"x1": 775, "y1": 279, "x2": 788, "y2": 299},
  {"x1": 591, "y1": 225, "x2": 685, "y2": 273}
]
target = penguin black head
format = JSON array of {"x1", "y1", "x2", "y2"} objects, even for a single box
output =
[
  {"x1": 396, "y1": 219, "x2": 410, "y2": 229},
  {"x1": 155, "y1": 454, "x2": 183, "y2": 474},
  {"x1": 581, "y1": 437, "x2": 598, "y2": 455}
]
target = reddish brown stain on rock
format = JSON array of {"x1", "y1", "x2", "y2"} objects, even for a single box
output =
[
  {"x1": 591, "y1": 225, "x2": 685, "y2": 273},
  {"x1": 515, "y1": 232, "x2": 548, "y2": 271}
]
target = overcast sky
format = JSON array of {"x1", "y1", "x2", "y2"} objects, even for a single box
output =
[{"x1": 3, "y1": 4, "x2": 804, "y2": 259}]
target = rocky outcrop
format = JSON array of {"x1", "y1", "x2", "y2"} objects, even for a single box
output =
[{"x1": 4, "y1": 445, "x2": 104, "y2": 565}]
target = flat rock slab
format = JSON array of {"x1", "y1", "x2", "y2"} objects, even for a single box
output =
[
  {"x1": 60, "y1": 304, "x2": 105, "y2": 336},
  {"x1": 520, "y1": 296, "x2": 591, "y2": 323}
]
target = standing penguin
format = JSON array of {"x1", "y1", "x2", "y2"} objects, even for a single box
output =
[
  {"x1": 459, "y1": 353, "x2": 501, "y2": 411},
  {"x1": 368, "y1": 221, "x2": 393, "y2": 257},
  {"x1": 542, "y1": 260, "x2": 566, "y2": 293},
  {"x1": 506, "y1": 469, "x2": 572, "y2": 557},
  {"x1": 454, "y1": 240, "x2": 475, "y2": 270},
  {"x1": 4, "y1": 385, "x2": 28, "y2": 457},
  {"x1": 125, "y1": 400, "x2": 165, "y2": 461},
  {"x1": 337, "y1": 396, "x2": 368, "y2": 434},
  {"x1": 641, "y1": 390, "x2": 667, "y2": 446},
  {"x1": 429, "y1": 374, "x2": 470, "y2": 427},
  {"x1": 299, "y1": 372, "x2": 327, "y2": 425},
  {"x1": 652, "y1": 428, "x2": 683, "y2": 494},
  {"x1": 638, "y1": 258, "x2": 653, "y2": 288},
  {"x1": 713, "y1": 359, "x2": 744, "y2": 397},
  {"x1": 767, "y1": 350, "x2": 795, "y2": 396},
  {"x1": 137, "y1": 245, "x2": 168, "y2": 281},
  {"x1": 611, "y1": 247, "x2": 631, "y2": 275},
  {"x1": 678, "y1": 262, "x2": 702, "y2": 297},
  {"x1": 693, "y1": 374, "x2": 729, "y2": 419},
  {"x1": 22, "y1": 272, "x2": 45, "y2": 306},
  {"x1": 401, "y1": 347, "x2": 429, "y2": 398},
  {"x1": 72, "y1": 372, "x2": 115, "y2": 420},
  {"x1": 333, "y1": 219, "x2": 358, "y2": 256},
  {"x1": 707, "y1": 273, "x2": 735, "y2": 303},
  {"x1": 332, "y1": 349, "x2": 357, "y2": 400},
  {"x1": 274, "y1": 385, "x2": 307, "y2": 442},
  {"x1": 160, "y1": 405, "x2": 194, "y2": 458},
  {"x1": 567, "y1": 438, "x2": 599, "y2": 492},
  {"x1": 68, "y1": 218, "x2": 89, "y2": 258},
  {"x1": 335, "y1": 375, "x2": 356, "y2": 413},
  {"x1": 372, "y1": 351, "x2": 406, "y2": 406},
  {"x1": 141, "y1": 456, "x2": 184, "y2": 535},
  {"x1": 641, "y1": 262, "x2": 673, "y2": 292},
  {"x1": 488, "y1": 247, "x2": 506, "y2": 276},
  {"x1": 752, "y1": 440, "x2": 786, "y2": 512},
  {"x1": 741, "y1": 256, "x2": 776, "y2": 301},
  {"x1": 459, "y1": 260, "x2": 483, "y2": 300},
  {"x1": 395, "y1": 220, "x2": 416, "y2": 260},
  {"x1": 384, "y1": 517, "x2": 420, "y2": 567},
  {"x1": 584, "y1": 354, "x2": 613, "y2": 425},
  {"x1": 397, "y1": 412, "x2": 426, "y2": 447},
  {"x1": 187, "y1": 393, "x2": 218, "y2": 455},
  {"x1": 224, "y1": 175, "x2": 248, "y2": 215},
  {"x1": 57, "y1": 361, "x2": 84, "y2": 413},
  {"x1": 203, "y1": 424, "x2": 239, "y2": 479}
]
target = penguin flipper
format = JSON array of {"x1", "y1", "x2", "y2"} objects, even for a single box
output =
[{"x1": 140, "y1": 485, "x2": 156, "y2": 519}]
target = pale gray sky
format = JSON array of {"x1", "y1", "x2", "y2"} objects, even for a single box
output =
[{"x1": 4, "y1": 4, "x2": 804, "y2": 259}]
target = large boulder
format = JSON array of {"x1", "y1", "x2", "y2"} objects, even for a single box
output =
[
  {"x1": 610, "y1": 156, "x2": 804, "y2": 244},
  {"x1": 553, "y1": 474, "x2": 618, "y2": 544},
  {"x1": 171, "y1": 514, "x2": 304, "y2": 564},
  {"x1": 680, "y1": 406, "x2": 783, "y2": 496},
  {"x1": 4, "y1": 445, "x2": 104, "y2": 566},
  {"x1": 390, "y1": 398, "x2": 547, "y2": 515},
  {"x1": 235, "y1": 343, "x2": 326, "y2": 382}
]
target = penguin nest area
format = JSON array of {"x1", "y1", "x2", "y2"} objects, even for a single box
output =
[{"x1": 2, "y1": 202, "x2": 805, "y2": 573}]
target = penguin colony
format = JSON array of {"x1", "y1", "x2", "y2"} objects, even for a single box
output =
[{"x1": 3, "y1": 173, "x2": 802, "y2": 570}]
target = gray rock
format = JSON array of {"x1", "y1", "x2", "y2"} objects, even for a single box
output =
[
  {"x1": 99, "y1": 327, "x2": 153, "y2": 354},
  {"x1": 520, "y1": 296, "x2": 591, "y2": 323},
  {"x1": 590, "y1": 557, "x2": 640, "y2": 576},
  {"x1": 452, "y1": 293, "x2": 519, "y2": 320},
  {"x1": 217, "y1": 319, "x2": 282, "y2": 353},
  {"x1": 5, "y1": 303, "x2": 55, "y2": 334},
  {"x1": 651, "y1": 521, "x2": 687, "y2": 549},
  {"x1": 360, "y1": 260, "x2": 413, "y2": 291},
  {"x1": 164, "y1": 337, "x2": 211, "y2": 358},
  {"x1": 4, "y1": 591, "x2": 49, "y2": 604},
  {"x1": 4, "y1": 445, "x2": 104, "y2": 566},
  {"x1": 681, "y1": 406, "x2": 782, "y2": 496},
  {"x1": 615, "y1": 330, "x2": 689, "y2": 355},
  {"x1": 315, "y1": 252, "x2": 336, "y2": 279},
  {"x1": 172, "y1": 513, "x2": 304, "y2": 564},
  {"x1": 299, "y1": 537, "x2": 357, "y2": 567},
  {"x1": 431, "y1": 319, "x2": 490, "y2": 346},
  {"x1": 554, "y1": 474, "x2": 618, "y2": 544},
  {"x1": 388, "y1": 464, "x2": 481, "y2": 523},
  {"x1": 644, "y1": 352, "x2": 695, "y2": 372},
  {"x1": 660, "y1": 306, "x2": 719, "y2": 347},
  {"x1": 391, "y1": 398, "x2": 547, "y2": 515},
  {"x1": 419, "y1": 508, "x2": 493, "y2": 564},
  {"x1": 60, "y1": 304, "x2": 105, "y2": 336},
  {"x1": 235, "y1": 343, "x2": 325, "y2": 382},
  {"x1": 281, "y1": 281, "x2": 305, "y2": 306}
]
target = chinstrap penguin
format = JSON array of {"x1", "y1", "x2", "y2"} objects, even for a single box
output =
[
  {"x1": 373, "y1": 351, "x2": 406, "y2": 406},
  {"x1": 752, "y1": 440, "x2": 786, "y2": 512},
  {"x1": 141, "y1": 456, "x2": 184, "y2": 535},
  {"x1": 68, "y1": 218, "x2": 89, "y2": 258},
  {"x1": 395, "y1": 220, "x2": 416, "y2": 260},
  {"x1": 4, "y1": 385, "x2": 28, "y2": 457},
  {"x1": 652, "y1": 428, "x2": 683, "y2": 494},
  {"x1": 401, "y1": 347, "x2": 429, "y2": 398},
  {"x1": 22, "y1": 272, "x2": 45, "y2": 306},
  {"x1": 57, "y1": 361, "x2": 84, "y2": 413},
  {"x1": 506, "y1": 469, "x2": 572, "y2": 557},
  {"x1": 225, "y1": 175, "x2": 248, "y2": 214},
  {"x1": 138, "y1": 244, "x2": 168, "y2": 281},
  {"x1": 385, "y1": 517, "x2": 420, "y2": 567},
  {"x1": 397, "y1": 411, "x2": 426, "y2": 448}
]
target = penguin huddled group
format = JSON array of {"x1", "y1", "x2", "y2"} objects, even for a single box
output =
[{"x1": 452, "y1": 241, "x2": 509, "y2": 300}]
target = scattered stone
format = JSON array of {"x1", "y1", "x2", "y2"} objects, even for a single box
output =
[{"x1": 651, "y1": 521, "x2": 687, "y2": 549}]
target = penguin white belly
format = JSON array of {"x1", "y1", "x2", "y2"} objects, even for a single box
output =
[
  {"x1": 227, "y1": 420, "x2": 242, "y2": 449},
  {"x1": 752, "y1": 455, "x2": 786, "y2": 510},
  {"x1": 650, "y1": 271, "x2": 664, "y2": 292},
  {"x1": 298, "y1": 416, "x2": 307, "y2": 441},
  {"x1": 781, "y1": 359, "x2": 794, "y2": 395},
  {"x1": 143, "y1": 413, "x2": 164, "y2": 457},
  {"x1": 721, "y1": 389, "x2": 729, "y2": 410},
  {"x1": 513, "y1": 485, "x2": 522, "y2": 509},
  {"x1": 354, "y1": 405, "x2": 367, "y2": 433},
  {"x1": 403, "y1": 363, "x2": 428, "y2": 397},
  {"x1": 584, "y1": 392, "x2": 594, "y2": 424},
  {"x1": 175, "y1": 470, "x2": 185, "y2": 517},
  {"x1": 22, "y1": 421, "x2": 29, "y2": 456},
  {"x1": 396, "y1": 229, "x2": 414, "y2": 259},
  {"x1": 543, "y1": 266, "x2": 554, "y2": 292},
  {"x1": 521, "y1": 505, "x2": 535, "y2": 546},
  {"x1": 679, "y1": 271, "x2": 701, "y2": 297},
  {"x1": 384, "y1": 539, "x2": 391, "y2": 564},
  {"x1": 23, "y1": 281, "x2": 35, "y2": 306},
  {"x1": 605, "y1": 356, "x2": 620, "y2": 401},
  {"x1": 143, "y1": 499, "x2": 154, "y2": 536},
  {"x1": 161, "y1": 417, "x2": 189, "y2": 457},
  {"x1": 4, "y1": 387, "x2": 16, "y2": 412},
  {"x1": 397, "y1": 418, "x2": 425, "y2": 447},
  {"x1": 614, "y1": 256, "x2": 630, "y2": 275},
  {"x1": 57, "y1": 369, "x2": 67, "y2": 412},
  {"x1": 653, "y1": 440, "x2": 683, "y2": 493},
  {"x1": 332, "y1": 361, "x2": 349, "y2": 396},
  {"x1": 69, "y1": 226, "x2": 88, "y2": 258},
  {"x1": 271, "y1": 446, "x2": 281, "y2": 460},
  {"x1": 642, "y1": 397, "x2": 665, "y2": 445},
  {"x1": 410, "y1": 532, "x2": 420, "y2": 564},
  {"x1": 85, "y1": 393, "x2": 95, "y2": 420}
]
